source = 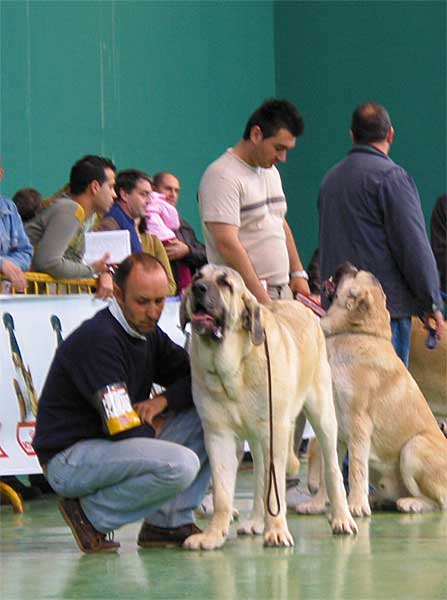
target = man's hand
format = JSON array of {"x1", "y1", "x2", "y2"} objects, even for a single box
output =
[
  {"x1": 92, "y1": 252, "x2": 111, "y2": 274},
  {"x1": 289, "y1": 276, "x2": 311, "y2": 297},
  {"x1": 134, "y1": 395, "x2": 168, "y2": 436},
  {"x1": 1, "y1": 259, "x2": 27, "y2": 292},
  {"x1": 424, "y1": 310, "x2": 446, "y2": 340},
  {"x1": 95, "y1": 272, "x2": 114, "y2": 299},
  {"x1": 164, "y1": 239, "x2": 190, "y2": 261}
]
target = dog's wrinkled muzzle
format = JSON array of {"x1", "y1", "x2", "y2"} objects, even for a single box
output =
[{"x1": 190, "y1": 280, "x2": 225, "y2": 341}]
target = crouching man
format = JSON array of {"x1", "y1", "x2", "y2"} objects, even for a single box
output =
[{"x1": 33, "y1": 253, "x2": 209, "y2": 553}]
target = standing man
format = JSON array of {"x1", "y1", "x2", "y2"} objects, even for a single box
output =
[
  {"x1": 26, "y1": 155, "x2": 117, "y2": 298},
  {"x1": 153, "y1": 172, "x2": 207, "y2": 294},
  {"x1": 318, "y1": 102, "x2": 444, "y2": 365},
  {"x1": 0, "y1": 166, "x2": 33, "y2": 291},
  {"x1": 198, "y1": 98, "x2": 310, "y2": 304},
  {"x1": 33, "y1": 253, "x2": 209, "y2": 552},
  {"x1": 198, "y1": 98, "x2": 310, "y2": 508}
]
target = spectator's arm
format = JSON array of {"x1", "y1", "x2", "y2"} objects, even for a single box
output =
[
  {"x1": 145, "y1": 234, "x2": 178, "y2": 296},
  {"x1": 178, "y1": 220, "x2": 207, "y2": 269},
  {"x1": 0, "y1": 203, "x2": 33, "y2": 271},
  {"x1": 205, "y1": 221, "x2": 271, "y2": 304},
  {"x1": 32, "y1": 203, "x2": 93, "y2": 279},
  {"x1": 381, "y1": 168, "x2": 443, "y2": 314},
  {"x1": 284, "y1": 220, "x2": 310, "y2": 296}
]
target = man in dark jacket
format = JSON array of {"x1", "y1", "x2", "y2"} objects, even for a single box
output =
[
  {"x1": 153, "y1": 172, "x2": 207, "y2": 293},
  {"x1": 33, "y1": 253, "x2": 209, "y2": 553},
  {"x1": 318, "y1": 102, "x2": 444, "y2": 366}
]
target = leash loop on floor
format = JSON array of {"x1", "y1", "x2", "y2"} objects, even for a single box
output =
[{"x1": 264, "y1": 329, "x2": 281, "y2": 517}]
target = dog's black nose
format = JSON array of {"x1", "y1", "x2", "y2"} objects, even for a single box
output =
[{"x1": 192, "y1": 280, "x2": 208, "y2": 296}]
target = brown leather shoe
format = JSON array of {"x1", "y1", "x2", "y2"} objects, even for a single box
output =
[
  {"x1": 137, "y1": 522, "x2": 202, "y2": 548},
  {"x1": 59, "y1": 498, "x2": 120, "y2": 553}
]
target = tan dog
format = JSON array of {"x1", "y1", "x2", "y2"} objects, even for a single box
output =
[
  {"x1": 301, "y1": 269, "x2": 447, "y2": 517},
  {"x1": 180, "y1": 264, "x2": 356, "y2": 550},
  {"x1": 409, "y1": 317, "x2": 447, "y2": 422}
]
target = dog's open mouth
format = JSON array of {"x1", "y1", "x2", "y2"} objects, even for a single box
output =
[{"x1": 191, "y1": 308, "x2": 224, "y2": 341}]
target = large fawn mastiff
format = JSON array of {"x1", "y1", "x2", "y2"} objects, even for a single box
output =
[{"x1": 180, "y1": 265, "x2": 356, "y2": 550}]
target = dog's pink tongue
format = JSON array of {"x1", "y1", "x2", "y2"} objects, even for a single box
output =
[{"x1": 191, "y1": 313, "x2": 217, "y2": 333}]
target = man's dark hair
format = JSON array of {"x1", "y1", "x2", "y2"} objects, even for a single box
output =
[
  {"x1": 152, "y1": 172, "x2": 178, "y2": 188},
  {"x1": 115, "y1": 169, "x2": 152, "y2": 201},
  {"x1": 12, "y1": 187, "x2": 42, "y2": 222},
  {"x1": 69, "y1": 155, "x2": 116, "y2": 195},
  {"x1": 115, "y1": 252, "x2": 167, "y2": 294},
  {"x1": 242, "y1": 98, "x2": 304, "y2": 140},
  {"x1": 351, "y1": 103, "x2": 392, "y2": 144}
]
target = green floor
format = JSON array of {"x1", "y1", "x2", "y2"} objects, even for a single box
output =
[{"x1": 1, "y1": 468, "x2": 446, "y2": 600}]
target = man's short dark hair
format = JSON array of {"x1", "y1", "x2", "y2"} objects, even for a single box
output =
[
  {"x1": 115, "y1": 252, "x2": 167, "y2": 294},
  {"x1": 152, "y1": 172, "x2": 178, "y2": 188},
  {"x1": 69, "y1": 155, "x2": 116, "y2": 195},
  {"x1": 351, "y1": 103, "x2": 392, "y2": 144},
  {"x1": 115, "y1": 169, "x2": 152, "y2": 201},
  {"x1": 242, "y1": 98, "x2": 304, "y2": 140},
  {"x1": 12, "y1": 187, "x2": 42, "y2": 222}
]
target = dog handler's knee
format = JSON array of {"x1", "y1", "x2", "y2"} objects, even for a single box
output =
[{"x1": 171, "y1": 448, "x2": 201, "y2": 492}]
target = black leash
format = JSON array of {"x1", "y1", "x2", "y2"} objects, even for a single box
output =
[{"x1": 264, "y1": 330, "x2": 281, "y2": 517}]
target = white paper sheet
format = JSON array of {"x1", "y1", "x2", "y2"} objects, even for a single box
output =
[{"x1": 84, "y1": 230, "x2": 131, "y2": 265}]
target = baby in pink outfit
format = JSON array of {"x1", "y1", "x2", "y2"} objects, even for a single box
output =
[
  {"x1": 145, "y1": 192, "x2": 180, "y2": 241},
  {"x1": 145, "y1": 192, "x2": 192, "y2": 294}
]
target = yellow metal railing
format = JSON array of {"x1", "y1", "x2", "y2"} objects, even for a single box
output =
[{"x1": 1, "y1": 272, "x2": 96, "y2": 295}]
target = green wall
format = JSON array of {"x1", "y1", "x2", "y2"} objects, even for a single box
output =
[
  {"x1": 0, "y1": 0, "x2": 275, "y2": 228},
  {"x1": 275, "y1": 0, "x2": 446, "y2": 265},
  {"x1": 1, "y1": 1, "x2": 445, "y2": 267}
]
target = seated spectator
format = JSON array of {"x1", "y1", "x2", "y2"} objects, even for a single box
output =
[
  {"x1": 25, "y1": 155, "x2": 117, "y2": 299},
  {"x1": 98, "y1": 169, "x2": 176, "y2": 295},
  {"x1": 32, "y1": 253, "x2": 210, "y2": 553},
  {"x1": 431, "y1": 193, "x2": 446, "y2": 296},
  {"x1": 0, "y1": 166, "x2": 33, "y2": 292},
  {"x1": 12, "y1": 188, "x2": 42, "y2": 222},
  {"x1": 99, "y1": 169, "x2": 151, "y2": 253},
  {"x1": 152, "y1": 172, "x2": 207, "y2": 294}
]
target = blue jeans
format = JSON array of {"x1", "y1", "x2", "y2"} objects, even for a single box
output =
[
  {"x1": 46, "y1": 407, "x2": 210, "y2": 533},
  {"x1": 390, "y1": 317, "x2": 412, "y2": 367}
]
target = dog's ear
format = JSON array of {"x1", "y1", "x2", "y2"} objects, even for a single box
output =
[
  {"x1": 242, "y1": 293, "x2": 264, "y2": 346},
  {"x1": 346, "y1": 285, "x2": 372, "y2": 312},
  {"x1": 179, "y1": 291, "x2": 190, "y2": 331}
]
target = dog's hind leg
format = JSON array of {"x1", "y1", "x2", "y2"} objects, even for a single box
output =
[
  {"x1": 396, "y1": 435, "x2": 447, "y2": 513},
  {"x1": 184, "y1": 429, "x2": 239, "y2": 550},
  {"x1": 237, "y1": 439, "x2": 265, "y2": 536}
]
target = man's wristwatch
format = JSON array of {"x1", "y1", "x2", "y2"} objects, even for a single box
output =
[{"x1": 290, "y1": 270, "x2": 309, "y2": 280}]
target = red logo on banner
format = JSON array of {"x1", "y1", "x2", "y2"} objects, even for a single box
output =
[{"x1": 16, "y1": 422, "x2": 36, "y2": 456}]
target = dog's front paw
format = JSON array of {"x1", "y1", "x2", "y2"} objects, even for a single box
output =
[
  {"x1": 237, "y1": 518, "x2": 264, "y2": 536},
  {"x1": 183, "y1": 530, "x2": 227, "y2": 551},
  {"x1": 348, "y1": 497, "x2": 371, "y2": 518},
  {"x1": 328, "y1": 511, "x2": 358, "y2": 535},
  {"x1": 264, "y1": 526, "x2": 294, "y2": 547},
  {"x1": 295, "y1": 498, "x2": 327, "y2": 515}
]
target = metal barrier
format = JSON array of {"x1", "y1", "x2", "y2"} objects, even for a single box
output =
[{"x1": 1, "y1": 272, "x2": 96, "y2": 295}]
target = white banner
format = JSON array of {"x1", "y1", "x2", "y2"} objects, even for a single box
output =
[{"x1": 0, "y1": 294, "x2": 183, "y2": 476}]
